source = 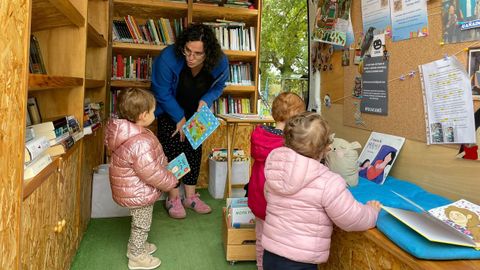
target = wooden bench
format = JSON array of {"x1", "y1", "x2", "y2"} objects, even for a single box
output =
[{"x1": 318, "y1": 227, "x2": 480, "y2": 270}]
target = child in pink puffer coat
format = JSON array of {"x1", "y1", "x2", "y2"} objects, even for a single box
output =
[
  {"x1": 262, "y1": 112, "x2": 381, "y2": 270},
  {"x1": 105, "y1": 88, "x2": 178, "y2": 270}
]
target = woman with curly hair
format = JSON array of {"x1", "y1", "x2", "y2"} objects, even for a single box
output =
[{"x1": 151, "y1": 23, "x2": 229, "y2": 219}]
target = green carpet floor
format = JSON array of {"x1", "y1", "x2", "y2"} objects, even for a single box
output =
[{"x1": 71, "y1": 189, "x2": 257, "y2": 270}]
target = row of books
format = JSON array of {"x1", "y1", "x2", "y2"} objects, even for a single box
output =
[
  {"x1": 227, "y1": 62, "x2": 254, "y2": 86},
  {"x1": 24, "y1": 115, "x2": 83, "y2": 180},
  {"x1": 204, "y1": 21, "x2": 256, "y2": 51},
  {"x1": 29, "y1": 35, "x2": 46, "y2": 74},
  {"x1": 213, "y1": 96, "x2": 251, "y2": 114},
  {"x1": 195, "y1": 0, "x2": 253, "y2": 8},
  {"x1": 83, "y1": 101, "x2": 104, "y2": 135},
  {"x1": 112, "y1": 54, "x2": 153, "y2": 81},
  {"x1": 112, "y1": 16, "x2": 185, "y2": 45}
]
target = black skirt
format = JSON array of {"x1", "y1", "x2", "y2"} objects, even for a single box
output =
[{"x1": 157, "y1": 115, "x2": 202, "y2": 186}]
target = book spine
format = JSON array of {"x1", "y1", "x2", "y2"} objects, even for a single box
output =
[
  {"x1": 27, "y1": 97, "x2": 42, "y2": 124},
  {"x1": 24, "y1": 136, "x2": 50, "y2": 163},
  {"x1": 24, "y1": 153, "x2": 52, "y2": 180}
]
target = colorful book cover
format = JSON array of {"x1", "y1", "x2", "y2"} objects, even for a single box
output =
[
  {"x1": 382, "y1": 193, "x2": 480, "y2": 249},
  {"x1": 167, "y1": 152, "x2": 190, "y2": 180},
  {"x1": 182, "y1": 105, "x2": 220, "y2": 150},
  {"x1": 357, "y1": 131, "x2": 405, "y2": 185}
]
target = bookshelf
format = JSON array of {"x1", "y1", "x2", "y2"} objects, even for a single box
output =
[
  {"x1": 0, "y1": 0, "x2": 109, "y2": 269},
  {"x1": 110, "y1": 0, "x2": 262, "y2": 114}
]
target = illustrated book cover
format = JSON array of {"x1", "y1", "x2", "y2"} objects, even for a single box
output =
[
  {"x1": 167, "y1": 152, "x2": 190, "y2": 180},
  {"x1": 182, "y1": 105, "x2": 220, "y2": 150},
  {"x1": 382, "y1": 192, "x2": 480, "y2": 249},
  {"x1": 357, "y1": 131, "x2": 405, "y2": 184}
]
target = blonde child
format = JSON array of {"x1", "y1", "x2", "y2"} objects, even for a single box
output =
[
  {"x1": 262, "y1": 112, "x2": 381, "y2": 270},
  {"x1": 247, "y1": 92, "x2": 306, "y2": 270},
  {"x1": 105, "y1": 88, "x2": 178, "y2": 270}
]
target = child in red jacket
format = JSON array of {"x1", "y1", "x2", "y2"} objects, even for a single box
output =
[
  {"x1": 247, "y1": 92, "x2": 306, "y2": 270},
  {"x1": 105, "y1": 88, "x2": 178, "y2": 270}
]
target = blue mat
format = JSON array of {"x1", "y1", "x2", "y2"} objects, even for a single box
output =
[{"x1": 350, "y1": 177, "x2": 480, "y2": 260}]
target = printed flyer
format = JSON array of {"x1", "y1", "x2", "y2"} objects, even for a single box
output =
[{"x1": 390, "y1": 0, "x2": 429, "y2": 41}]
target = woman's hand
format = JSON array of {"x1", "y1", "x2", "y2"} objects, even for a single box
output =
[
  {"x1": 172, "y1": 117, "x2": 186, "y2": 142},
  {"x1": 197, "y1": 100, "x2": 207, "y2": 111}
]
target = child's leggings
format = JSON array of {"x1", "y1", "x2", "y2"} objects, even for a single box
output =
[
  {"x1": 128, "y1": 205, "x2": 153, "y2": 256},
  {"x1": 255, "y1": 218, "x2": 264, "y2": 270}
]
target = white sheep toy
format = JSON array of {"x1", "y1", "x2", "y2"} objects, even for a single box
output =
[{"x1": 325, "y1": 136, "x2": 362, "y2": 187}]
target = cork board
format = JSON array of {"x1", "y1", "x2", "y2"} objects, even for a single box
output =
[{"x1": 343, "y1": 0, "x2": 480, "y2": 142}]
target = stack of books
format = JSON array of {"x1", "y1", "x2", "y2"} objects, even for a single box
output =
[{"x1": 24, "y1": 115, "x2": 83, "y2": 180}]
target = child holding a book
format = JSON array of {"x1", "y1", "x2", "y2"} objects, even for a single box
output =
[
  {"x1": 247, "y1": 92, "x2": 306, "y2": 270},
  {"x1": 105, "y1": 88, "x2": 179, "y2": 270},
  {"x1": 262, "y1": 112, "x2": 381, "y2": 270}
]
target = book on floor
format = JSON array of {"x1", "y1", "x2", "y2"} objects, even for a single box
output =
[
  {"x1": 182, "y1": 105, "x2": 220, "y2": 150},
  {"x1": 167, "y1": 152, "x2": 190, "y2": 180},
  {"x1": 382, "y1": 191, "x2": 480, "y2": 249},
  {"x1": 357, "y1": 131, "x2": 405, "y2": 185}
]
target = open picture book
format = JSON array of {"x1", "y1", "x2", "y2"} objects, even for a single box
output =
[
  {"x1": 357, "y1": 132, "x2": 405, "y2": 185},
  {"x1": 382, "y1": 191, "x2": 480, "y2": 249},
  {"x1": 182, "y1": 105, "x2": 220, "y2": 150}
]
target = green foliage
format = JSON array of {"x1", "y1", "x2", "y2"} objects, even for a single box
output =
[{"x1": 260, "y1": 0, "x2": 308, "y2": 101}]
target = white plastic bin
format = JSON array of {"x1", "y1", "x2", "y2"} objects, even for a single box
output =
[
  {"x1": 91, "y1": 164, "x2": 130, "y2": 218},
  {"x1": 208, "y1": 158, "x2": 250, "y2": 199}
]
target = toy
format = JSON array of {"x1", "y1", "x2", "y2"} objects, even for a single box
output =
[{"x1": 325, "y1": 136, "x2": 362, "y2": 187}]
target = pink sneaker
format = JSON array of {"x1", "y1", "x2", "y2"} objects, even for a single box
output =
[
  {"x1": 165, "y1": 197, "x2": 186, "y2": 219},
  {"x1": 183, "y1": 193, "x2": 212, "y2": 214}
]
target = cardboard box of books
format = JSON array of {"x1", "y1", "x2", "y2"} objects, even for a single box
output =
[
  {"x1": 208, "y1": 148, "x2": 250, "y2": 199},
  {"x1": 226, "y1": 197, "x2": 255, "y2": 228}
]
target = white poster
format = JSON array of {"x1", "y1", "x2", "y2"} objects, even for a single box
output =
[
  {"x1": 419, "y1": 56, "x2": 476, "y2": 144},
  {"x1": 361, "y1": 0, "x2": 392, "y2": 35}
]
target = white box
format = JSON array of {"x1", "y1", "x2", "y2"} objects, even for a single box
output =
[
  {"x1": 91, "y1": 165, "x2": 130, "y2": 218},
  {"x1": 208, "y1": 158, "x2": 250, "y2": 199}
]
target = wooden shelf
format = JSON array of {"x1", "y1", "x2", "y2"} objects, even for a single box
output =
[
  {"x1": 87, "y1": 23, "x2": 107, "y2": 47},
  {"x1": 28, "y1": 74, "x2": 83, "y2": 91},
  {"x1": 113, "y1": 0, "x2": 188, "y2": 18},
  {"x1": 23, "y1": 158, "x2": 59, "y2": 200},
  {"x1": 224, "y1": 85, "x2": 256, "y2": 93},
  {"x1": 31, "y1": 0, "x2": 85, "y2": 32},
  {"x1": 224, "y1": 50, "x2": 256, "y2": 61},
  {"x1": 192, "y1": 4, "x2": 258, "y2": 25},
  {"x1": 111, "y1": 79, "x2": 151, "y2": 88},
  {"x1": 112, "y1": 42, "x2": 166, "y2": 55},
  {"x1": 85, "y1": 79, "x2": 105, "y2": 89}
]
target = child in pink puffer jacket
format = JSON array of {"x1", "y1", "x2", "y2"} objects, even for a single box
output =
[
  {"x1": 105, "y1": 88, "x2": 178, "y2": 270},
  {"x1": 262, "y1": 112, "x2": 381, "y2": 270}
]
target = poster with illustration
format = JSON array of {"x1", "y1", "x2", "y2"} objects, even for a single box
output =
[
  {"x1": 357, "y1": 132, "x2": 405, "y2": 185},
  {"x1": 313, "y1": 0, "x2": 353, "y2": 46},
  {"x1": 467, "y1": 47, "x2": 480, "y2": 99},
  {"x1": 442, "y1": 0, "x2": 480, "y2": 44},
  {"x1": 390, "y1": 0, "x2": 429, "y2": 41},
  {"x1": 361, "y1": 0, "x2": 392, "y2": 36}
]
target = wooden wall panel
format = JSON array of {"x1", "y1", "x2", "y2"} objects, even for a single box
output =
[
  {"x1": 21, "y1": 172, "x2": 59, "y2": 270},
  {"x1": 198, "y1": 123, "x2": 254, "y2": 187},
  {"x1": 323, "y1": 104, "x2": 479, "y2": 205},
  {"x1": 343, "y1": 0, "x2": 480, "y2": 142},
  {"x1": 0, "y1": 0, "x2": 30, "y2": 269}
]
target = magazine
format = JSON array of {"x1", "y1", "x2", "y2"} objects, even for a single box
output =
[
  {"x1": 357, "y1": 131, "x2": 405, "y2": 184},
  {"x1": 182, "y1": 105, "x2": 220, "y2": 150},
  {"x1": 382, "y1": 192, "x2": 480, "y2": 249},
  {"x1": 167, "y1": 152, "x2": 190, "y2": 180}
]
